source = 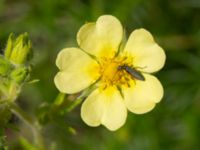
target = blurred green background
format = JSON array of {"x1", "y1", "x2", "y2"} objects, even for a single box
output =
[{"x1": 1, "y1": 0, "x2": 200, "y2": 149}]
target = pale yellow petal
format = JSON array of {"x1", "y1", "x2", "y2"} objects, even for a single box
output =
[
  {"x1": 124, "y1": 28, "x2": 166, "y2": 73},
  {"x1": 122, "y1": 74, "x2": 163, "y2": 114},
  {"x1": 54, "y1": 48, "x2": 99, "y2": 94},
  {"x1": 81, "y1": 89, "x2": 105, "y2": 127},
  {"x1": 77, "y1": 15, "x2": 123, "y2": 58},
  {"x1": 81, "y1": 87, "x2": 127, "y2": 131}
]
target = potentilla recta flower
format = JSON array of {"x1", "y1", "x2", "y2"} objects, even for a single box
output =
[{"x1": 54, "y1": 15, "x2": 166, "y2": 131}]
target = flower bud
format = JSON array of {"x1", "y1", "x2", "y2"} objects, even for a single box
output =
[
  {"x1": 0, "y1": 55, "x2": 12, "y2": 76},
  {"x1": 4, "y1": 33, "x2": 32, "y2": 65},
  {"x1": 10, "y1": 66, "x2": 30, "y2": 84}
]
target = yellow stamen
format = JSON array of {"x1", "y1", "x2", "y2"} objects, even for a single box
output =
[{"x1": 99, "y1": 55, "x2": 134, "y2": 89}]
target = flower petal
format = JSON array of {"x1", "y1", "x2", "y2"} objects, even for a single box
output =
[
  {"x1": 77, "y1": 15, "x2": 123, "y2": 58},
  {"x1": 122, "y1": 74, "x2": 163, "y2": 114},
  {"x1": 81, "y1": 87, "x2": 127, "y2": 131},
  {"x1": 124, "y1": 28, "x2": 166, "y2": 73},
  {"x1": 54, "y1": 48, "x2": 99, "y2": 94}
]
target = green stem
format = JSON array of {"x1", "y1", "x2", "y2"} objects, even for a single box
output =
[
  {"x1": 0, "y1": 122, "x2": 8, "y2": 150},
  {"x1": 65, "y1": 97, "x2": 83, "y2": 113},
  {"x1": 63, "y1": 84, "x2": 97, "y2": 113},
  {"x1": 53, "y1": 92, "x2": 66, "y2": 106},
  {"x1": 9, "y1": 102, "x2": 45, "y2": 150}
]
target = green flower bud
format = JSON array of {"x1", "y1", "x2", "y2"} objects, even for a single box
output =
[
  {"x1": 0, "y1": 76, "x2": 22, "y2": 102},
  {"x1": 4, "y1": 33, "x2": 14, "y2": 59},
  {"x1": 0, "y1": 55, "x2": 12, "y2": 76},
  {"x1": 10, "y1": 66, "x2": 30, "y2": 84},
  {"x1": 0, "y1": 78, "x2": 10, "y2": 100},
  {"x1": 4, "y1": 33, "x2": 32, "y2": 65}
]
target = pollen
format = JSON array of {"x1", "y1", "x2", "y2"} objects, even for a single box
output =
[{"x1": 99, "y1": 56, "x2": 133, "y2": 88}]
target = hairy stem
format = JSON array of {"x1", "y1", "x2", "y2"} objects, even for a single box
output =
[
  {"x1": 65, "y1": 83, "x2": 97, "y2": 113},
  {"x1": 9, "y1": 102, "x2": 45, "y2": 150}
]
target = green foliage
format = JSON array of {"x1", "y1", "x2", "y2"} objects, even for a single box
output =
[
  {"x1": 0, "y1": 33, "x2": 33, "y2": 149},
  {"x1": 0, "y1": 128, "x2": 8, "y2": 150},
  {"x1": 0, "y1": 33, "x2": 32, "y2": 102},
  {"x1": 19, "y1": 137, "x2": 38, "y2": 150},
  {"x1": 0, "y1": 102, "x2": 11, "y2": 128}
]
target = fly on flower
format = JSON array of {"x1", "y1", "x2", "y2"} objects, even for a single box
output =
[
  {"x1": 118, "y1": 65, "x2": 145, "y2": 81},
  {"x1": 54, "y1": 15, "x2": 166, "y2": 131}
]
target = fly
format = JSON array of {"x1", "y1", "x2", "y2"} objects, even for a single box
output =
[{"x1": 118, "y1": 65, "x2": 145, "y2": 81}]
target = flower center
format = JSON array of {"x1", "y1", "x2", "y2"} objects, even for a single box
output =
[{"x1": 99, "y1": 56, "x2": 133, "y2": 89}]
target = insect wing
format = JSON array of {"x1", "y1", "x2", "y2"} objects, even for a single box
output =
[{"x1": 119, "y1": 66, "x2": 145, "y2": 81}]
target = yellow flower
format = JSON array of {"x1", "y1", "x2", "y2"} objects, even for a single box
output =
[{"x1": 54, "y1": 15, "x2": 166, "y2": 131}]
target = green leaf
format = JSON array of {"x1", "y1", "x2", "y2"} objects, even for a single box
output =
[{"x1": 19, "y1": 137, "x2": 38, "y2": 150}]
